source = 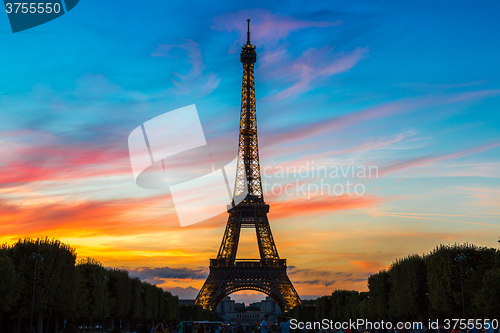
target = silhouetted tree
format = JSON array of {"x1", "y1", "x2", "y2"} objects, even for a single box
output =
[
  {"x1": 471, "y1": 249, "x2": 500, "y2": 318},
  {"x1": 388, "y1": 254, "x2": 428, "y2": 321},
  {"x1": 330, "y1": 290, "x2": 361, "y2": 320},
  {"x1": 107, "y1": 268, "x2": 132, "y2": 332},
  {"x1": 367, "y1": 270, "x2": 391, "y2": 320},
  {"x1": 2, "y1": 238, "x2": 76, "y2": 333},
  {"x1": 129, "y1": 277, "x2": 143, "y2": 326},
  {"x1": 315, "y1": 295, "x2": 332, "y2": 320},
  {"x1": 76, "y1": 258, "x2": 107, "y2": 332},
  {"x1": 290, "y1": 300, "x2": 316, "y2": 322},
  {"x1": 425, "y1": 243, "x2": 497, "y2": 319},
  {"x1": 0, "y1": 255, "x2": 20, "y2": 332},
  {"x1": 0, "y1": 238, "x2": 181, "y2": 332}
]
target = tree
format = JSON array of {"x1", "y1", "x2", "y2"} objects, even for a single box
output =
[
  {"x1": 290, "y1": 300, "x2": 316, "y2": 322},
  {"x1": 75, "y1": 258, "x2": 107, "y2": 333},
  {"x1": 367, "y1": 271, "x2": 391, "y2": 320},
  {"x1": 388, "y1": 255, "x2": 428, "y2": 321},
  {"x1": 164, "y1": 292, "x2": 179, "y2": 320},
  {"x1": 129, "y1": 277, "x2": 144, "y2": 325},
  {"x1": 0, "y1": 255, "x2": 20, "y2": 331},
  {"x1": 315, "y1": 296, "x2": 332, "y2": 320},
  {"x1": 0, "y1": 238, "x2": 181, "y2": 331},
  {"x1": 107, "y1": 268, "x2": 132, "y2": 331},
  {"x1": 472, "y1": 251, "x2": 500, "y2": 318},
  {"x1": 3, "y1": 238, "x2": 77, "y2": 333},
  {"x1": 425, "y1": 243, "x2": 496, "y2": 319},
  {"x1": 357, "y1": 292, "x2": 373, "y2": 320},
  {"x1": 330, "y1": 290, "x2": 360, "y2": 321}
]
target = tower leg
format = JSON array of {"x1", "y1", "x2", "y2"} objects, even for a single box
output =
[{"x1": 195, "y1": 264, "x2": 301, "y2": 312}]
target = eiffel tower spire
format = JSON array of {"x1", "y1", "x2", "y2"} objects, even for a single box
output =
[
  {"x1": 195, "y1": 20, "x2": 301, "y2": 312},
  {"x1": 233, "y1": 18, "x2": 263, "y2": 203},
  {"x1": 247, "y1": 18, "x2": 251, "y2": 44}
]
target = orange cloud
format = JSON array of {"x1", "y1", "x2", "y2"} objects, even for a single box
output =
[
  {"x1": 350, "y1": 260, "x2": 385, "y2": 273},
  {"x1": 0, "y1": 195, "x2": 176, "y2": 239},
  {"x1": 268, "y1": 194, "x2": 381, "y2": 220}
]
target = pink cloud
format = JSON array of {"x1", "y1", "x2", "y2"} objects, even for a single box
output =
[
  {"x1": 260, "y1": 89, "x2": 500, "y2": 150},
  {"x1": 264, "y1": 99, "x2": 412, "y2": 148},
  {"x1": 212, "y1": 9, "x2": 341, "y2": 46},
  {"x1": 262, "y1": 130, "x2": 409, "y2": 168},
  {"x1": 379, "y1": 142, "x2": 500, "y2": 176},
  {"x1": 267, "y1": 47, "x2": 368, "y2": 100},
  {"x1": 0, "y1": 130, "x2": 130, "y2": 186},
  {"x1": 211, "y1": 9, "x2": 362, "y2": 100}
]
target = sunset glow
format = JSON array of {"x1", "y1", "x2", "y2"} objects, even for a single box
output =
[{"x1": 1, "y1": 1, "x2": 499, "y2": 304}]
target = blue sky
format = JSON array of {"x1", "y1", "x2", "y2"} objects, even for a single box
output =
[{"x1": 1, "y1": 0, "x2": 499, "y2": 302}]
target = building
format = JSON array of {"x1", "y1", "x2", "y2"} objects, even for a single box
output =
[
  {"x1": 215, "y1": 296, "x2": 281, "y2": 324},
  {"x1": 249, "y1": 297, "x2": 281, "y2": 313},
  {"x1": 216, "y1": 297, "x2": 235, "y2": 313},
  {"x1": 179, "y1": 299, "x2": 195, "y2": 306}
]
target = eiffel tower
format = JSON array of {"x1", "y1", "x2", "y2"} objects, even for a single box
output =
[{"x1": 195, "y1": 20, "x2": 301, "y2": 312}]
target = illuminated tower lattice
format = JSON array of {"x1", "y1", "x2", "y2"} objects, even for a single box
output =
[{"x1": 195, "y1": 20, "x2": 301, "y2": 312}]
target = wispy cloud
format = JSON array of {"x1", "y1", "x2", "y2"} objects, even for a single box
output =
[
  {"x1": 261, "y1": 89, "x2": 500, "y2": 151},
  {"x1": 0, "y1": 195, "x2": 175, "y2": 238},
  {"x1": 211, "y1": 9, "x2": 355, "y2": 100},
  {"x1": 0, "y1": 130, "x2": 129, "y2": 186},
  {"x1": 379, "y1": 143, "x2": 500, "y2": 176},
  {"x1": 350, "y1": 260, "x2": 385, "y2": 273},
  {"x1": 384, "y1": 213, "x2": 499, "y2": 228},
  {"x1": 288, "y1": 267, "x2": 373, "y2": 291},
  {"x1": 152, "y1": 39, "x2": 220, "y2": 97},
  {"x1": 265, "y1": 46, "x2": 368, "y2": 100},
  {"x1": 212, "y1": 9, "x2": 341, "y2": 46},
  {"x1": 268, "y1": 194, "x2": 381, "y2": 220},
  {"x1": 129, "y1": 266, "x2": 208, "y2": 281},
  {"x1": 263, "y1": 99, "x2": 413, "y2": 148}
]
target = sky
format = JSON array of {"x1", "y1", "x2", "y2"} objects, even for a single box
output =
[{"x1": 1, "y1": 0, "x2": 500, "y2": 304}]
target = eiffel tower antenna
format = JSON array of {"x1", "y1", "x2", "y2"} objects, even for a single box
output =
[
  {"x1": 247, "y1": 19, "x2": 251, "y2": 44},
  {"x1": 195, "y1": 20, "x2": 301, "y2": 312}
]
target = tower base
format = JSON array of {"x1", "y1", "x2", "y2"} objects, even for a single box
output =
[{"x1": 195, "y1": 259, "x2": 301, "y2": 311}]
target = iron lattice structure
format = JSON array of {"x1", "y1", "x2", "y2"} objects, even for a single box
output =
[{"x1": 195, "y1": 20, "x2": 301, "y2": 312}]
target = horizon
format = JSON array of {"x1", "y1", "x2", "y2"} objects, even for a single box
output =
[{"x1": 1, "y1": 1, "x2": 500, "y2": 307}]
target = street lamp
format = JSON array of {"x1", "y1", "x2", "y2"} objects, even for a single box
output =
[
  {"x1": 102, "y1": 275, "x2": 109, "y2": 333},
  {"x1": 454, "y1": 253, "x2": 467, "y2": 318},
  {"x1": 29, "y1": 253, "x2": 43, "y2": 333}
]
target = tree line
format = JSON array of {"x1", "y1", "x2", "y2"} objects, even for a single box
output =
[
  {"x1": 311, "y1": 243, "x2": 500, "y2": 322},
  {"x1": 0, "y1": 238, "x2": 179, "y2": 333}
]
